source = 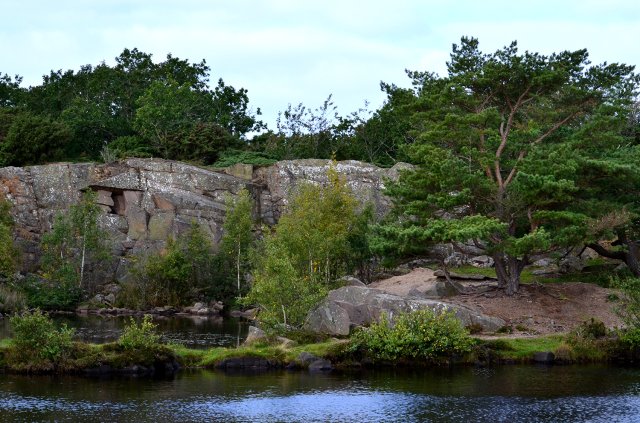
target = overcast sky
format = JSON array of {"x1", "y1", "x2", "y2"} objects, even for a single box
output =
[{"x1": 2, "y1": 0, "x2": 639, "y2": 128}]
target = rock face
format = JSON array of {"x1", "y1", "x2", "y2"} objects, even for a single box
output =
[
  {"x1": 304, "y1": 286, "x2": 505, "y2": 336},
  {"x1": 0, "y1": 158, "x2": 403, "y2": 288},
  {"x1": 253, "y1": 159, "x2": 411, "y2": 223}
]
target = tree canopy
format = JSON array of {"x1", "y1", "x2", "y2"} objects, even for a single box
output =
[
  {"x1": 0, "y1": 48, "x2": 262, "y2": 164},
  {"x1": 378, "y1": 37, "x2": 639, "y2": 294}
]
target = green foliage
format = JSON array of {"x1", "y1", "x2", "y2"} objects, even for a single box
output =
[
  {"x1": 212, "y1": 149, "x2": 277, "y2": 167},
  {"x1": 0, "y1": 112, "x2": 71, "y2": 166},
  {"x1": 122, "y1": 222, "x2": 216, "y2": 308},
  {"x1": 620, "y1": 328, "x2": 640, "y2": 350},
  {"x1": 9, "y1": 309, "x2": 75, "y2": 363},
  {"x1": 3, "y1": 48, "x2": 261, "y2": 163},
  {"x1": 0, "y1": 283, "x2": 26, "y2": 313},
  {"x1": 276, "y1": 165, "x2": 360, "y2": 283},
  {"x1": 220, "y1": 189, "x2": 254, "y2": 295},
  {"x1": 243, "y1": 237, "x2": 328, "y2": 328},
  {"x1": 0, "y1": 198, "x2": 19, "y2": 278},
  {"x1": 378, "y1": 37, "x2": 639, "y2": 294},
  {"x1": 118, "y1": 315, "x2": 161, "y2": 351},
  {"x1": 20, "y1": 275, "x2": 82, "y2": 310},
  {"x1": 40, "y1": 191, "x2": 111, "y2": 293},
  {"x1": 350, "y1": 309, "x2": 474, "y2": 362},
  {"x1": 564, "y1": 318, "x2": 611, "y2": 361},
  {"x1": 107, "y1": 135, "x2": 154, "y2": 158},
  {"x1": 244, "y1": 164, "x2": 372, "y2": 328},
  {"x1": 611, "y1": 276, "x2": 640, "y2": 329}
]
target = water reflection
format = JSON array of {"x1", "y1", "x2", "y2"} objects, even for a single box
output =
[
  {"x1": 0, "y1": 314, "x2": 248, "y2": 349},
  {"x1": 1, "y1": 366, "x2": 639, "y2": 422}
]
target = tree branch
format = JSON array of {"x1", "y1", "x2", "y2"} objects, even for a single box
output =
[{"x1": 587, "y1": 242, "x2": 626, "y2": 261}]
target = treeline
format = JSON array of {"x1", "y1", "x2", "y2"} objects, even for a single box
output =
[{"x1": 0, "y1": 48, "x2": 412, "y2": 168}]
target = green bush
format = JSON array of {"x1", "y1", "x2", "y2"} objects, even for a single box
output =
[
  {"x1": 9, "y1": 309, "x2": 75, "y2": 363},
  {"x1": 0, "y1": 283, "x2": 26, "y2": 313},
  {"x1": 212, "y1": 149, "x2": 277, "y2": 167},
  {"x1": 611, "y1": 276, "x2": 640, "y2": 328},
  {"x1": 120, "y1": 222, "x2": 217, "y2": 308},
  {"x1": 118, "y1": 315, "x2": 161, "y2": 351},
  {"x1": 350, "y1": 309, "x2": 474, "y2": 362},
  {"x1": 20, "y1": 276, "x2": 82, "y2": 310},
  {"x1": 565, "y1": 318, "x2": 611, "y2": 361},
  {"x1": 620, "y1": 327, "x2": 640, "y2": 350}
]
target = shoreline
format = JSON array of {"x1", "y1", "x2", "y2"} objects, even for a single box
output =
[{"x1": 1, "y1": 334, "x2": 638, "y2": 376}]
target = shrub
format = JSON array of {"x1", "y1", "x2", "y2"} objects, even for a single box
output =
[
  {"x1": 0, "y1": 283, "x2": 26, "y2": 313},
  {"x1": 565, "y1": 318, "x2": 610, "y2": 361},
  {"x1": 9, "y1": 309, "x2": 75, "y2": 363},
  {"x1": 20, "y1": 276, "x2": 82, "y2": 310},
  {"x1": 212, "y1": 149, "x2": 277, "y2": 167},
  {"x1": 118, "y1": 315, "x2": 161, "y2": 351},
  {"x1": 121, "y1": 222, "x2": 217, "y2": 308},
  {"x1": 610, "y1": 276, "x2": 640, "y2": 328},
  {"x1": 620, "y1": 327, "x2": 640, "y2": 350},
  {"x1": 350, "y1": 309, "x2": 474, "y2": 362}
]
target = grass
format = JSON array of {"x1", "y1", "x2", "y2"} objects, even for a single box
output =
[
  {"x1": 451, "y1": 261, "x2": 620, "y2": 287},
  {"x1": 171, "y1": 339, "x2": 348, "y2": 368},
  {"x1": 477, "y1": 336, "x2": 565, "y2": 360}
]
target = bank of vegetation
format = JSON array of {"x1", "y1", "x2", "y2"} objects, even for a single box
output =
[{"x1": 2, "y1": 309, "x2": 640, "y2": 376}]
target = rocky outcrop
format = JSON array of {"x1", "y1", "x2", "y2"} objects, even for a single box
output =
[
  {"x1": 0, "y1": 158, "x2": 403, "y2": 288},
  {"x1": 304, "y1": 286, "x2": 505, "y2": 336},
  {"x1": 253, "y1": 159, "x2": 411, "y2": 223}
]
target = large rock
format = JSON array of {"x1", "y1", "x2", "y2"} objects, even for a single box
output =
[
  {"x1": 304, "y1": 286, "x2": 505, "y2": 336},
  {"x1": 254, "y1": 159, "x2": 408, "y2": 223}
]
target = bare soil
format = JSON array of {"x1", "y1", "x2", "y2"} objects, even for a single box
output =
[{"x1": 369, "y1": 267, "x2": 623, "y2": 335}]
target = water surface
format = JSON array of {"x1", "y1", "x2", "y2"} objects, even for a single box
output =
[
  {"x1": 0, "y1": 314, "x2": 248, "y2": 349},
  {"x1": 1, "y1": 365, "x2": 639, "y2": 422}
]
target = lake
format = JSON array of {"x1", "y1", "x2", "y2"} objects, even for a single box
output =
[
  {"x1": 0, "y1": 313, "x2": 249, "y2": 349},
  {"x1": 1, "y1": 365, "x2": 639, "y2": 422},
  {"x1": 1, "y1": 314, "x2": 640, "y2": 422}
]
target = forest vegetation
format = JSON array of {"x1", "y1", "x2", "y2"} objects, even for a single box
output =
[{"x1": 0, "y1": 38, "x2": 639, "y2": 361}]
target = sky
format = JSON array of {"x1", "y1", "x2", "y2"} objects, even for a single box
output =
[{"x1": 2, "y1": 0, "x2": 640, "y2": 129}]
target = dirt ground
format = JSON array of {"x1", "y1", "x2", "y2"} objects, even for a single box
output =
[{"x1": 369, "y1": 267, "x2": 623, "y2": 335}]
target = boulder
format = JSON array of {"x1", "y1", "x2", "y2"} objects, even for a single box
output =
[
  {"x1": 304, "y1": 286, "x2": 505, "y2": 336},
  {"x1": 244, "y1": 326, "x2": 267, "y2": 345},
  {"x1": 469, "y1": 255, "x2": 494, "y2": 268},
  {"x1": 533, "y1": 351, "x2": 555, "y2": 364},
  {"x1": 419, "y1": 281, "x2": 463, "y2": 298},
  {"x1": 308, "y1": 359, "x2": 333, "y2": 372},
  {"x1": 559, "y1": 256, "x2": 585, "y2": 273},
  {"x1": 338, "y1": 276, "x2": 366, "y2": 287},
  {"x1": 296, "y1": 352, "x2": 319, "y2": 366}
]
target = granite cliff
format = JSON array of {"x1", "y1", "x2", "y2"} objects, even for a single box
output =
[{"x1": 0, "y1": 158, "x2": 407, "y2": 288}]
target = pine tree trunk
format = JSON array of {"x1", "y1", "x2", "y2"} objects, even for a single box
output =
[
  {"x1": 625, "y1": 239, "x2": 640, "y2": 277},
  {"x1": 493, "y1": 252, "x2": 526, "y2": 296}
]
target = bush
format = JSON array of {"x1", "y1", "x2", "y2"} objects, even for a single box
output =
[
  {"x1": 350, "y1": 309, "x2": 474, "y2": 362},
  {"x1": 212, "y1": 149, "x2": 277, "y2": 167},
  {"x1": 0, "y1": 283, "x2": 26, "y2": 313},
  {"x1": 620, "y1": 327, "x2": 640, "y2": 350},
  {"x1": 20, "y1": 276, "x2": 82, "y2": 310},
  {"x1": 565, "y1": 318, "x2": 611, "y2": 361},
  {"x1": 9, "y1": 309, "x2": 75, "y2": 363},
  {"x1": 611, "y1": 276, "x2": 640, "y2": 328},
  {"x1": 118, "y1": 315, "x2": 161, "y2": 351},
  {"x1": 120, "y1": 222, "x2": 216, "y2": 308}
]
